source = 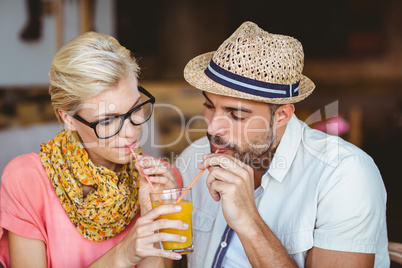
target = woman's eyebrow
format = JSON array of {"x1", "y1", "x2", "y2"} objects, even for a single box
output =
[
  {"x1": 96, "y1": 96, "x2": 142, "y2": 117},
  {"x1": 128, "y1": 97, "x2": 142, "y2": 111}
]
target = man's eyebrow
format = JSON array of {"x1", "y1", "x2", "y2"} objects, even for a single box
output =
[
  {"x1": 202, "y1": 91, "x2": 213, "y2": 104},
  {"x1": 202, "y1": 91, "x2": 252, "y2": 113},
  {"x1": 223, "y1": 106, "x2": 252, "y2": 113}
]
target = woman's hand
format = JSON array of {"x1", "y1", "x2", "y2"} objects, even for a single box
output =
[
  {"x1": 89, "y1": 204, "x2": 187, "y2": 267},
  {"x1": 122, "y1": 204, "x2": 186, "y2": 266},
  {"x1": 135, "y1": 155, "x2": 177, "y2": 214}
]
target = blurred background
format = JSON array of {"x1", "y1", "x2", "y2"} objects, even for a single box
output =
[{"x1": 0, "y1": 0, "x2": 401, "y2": 266}]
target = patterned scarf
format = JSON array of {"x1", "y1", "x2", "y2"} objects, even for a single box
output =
[{"x1": 40, "y1": 129, "x2": 140, "y2": 241}]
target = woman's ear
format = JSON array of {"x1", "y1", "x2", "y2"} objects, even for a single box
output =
[
  {"x1": 275, "y1": 104, "x2": 295, "y2": 128},
  {"x1": 58, "y1": 109, "x2": 77, "y2": 131}
]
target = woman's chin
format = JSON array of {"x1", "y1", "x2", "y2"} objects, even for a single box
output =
[{"x1": 112, "y1": 151, "x2": 133, "y2": 164}]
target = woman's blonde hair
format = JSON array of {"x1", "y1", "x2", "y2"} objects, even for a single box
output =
[{"x1": 49, "y1": 31, "x2": 140, "y2": 123}]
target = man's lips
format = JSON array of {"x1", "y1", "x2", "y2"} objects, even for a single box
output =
[{"x1": 210, "y1": 143, "x2": 230, "y2": 153}]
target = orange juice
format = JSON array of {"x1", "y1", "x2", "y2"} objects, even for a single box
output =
[{"x1": 151, "y1": 199, "x2": 193, "y2": 250}]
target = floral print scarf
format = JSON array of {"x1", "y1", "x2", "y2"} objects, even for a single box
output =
[{"x1": 40, "y1": 129, "x2": 139, "y2": 241}]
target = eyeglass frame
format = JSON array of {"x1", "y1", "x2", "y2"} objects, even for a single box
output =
[{"x1": 72, "y1": 86, "x2": 155, "y2": 139}]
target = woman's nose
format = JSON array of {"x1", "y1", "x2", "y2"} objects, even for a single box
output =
[{"x1": 120, "y1": 118, "x2": 139, "y2": 138}]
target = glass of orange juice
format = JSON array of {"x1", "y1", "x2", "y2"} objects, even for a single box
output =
[{"x1": 150, "y1": 188, "x2": 193, "y2": 254}]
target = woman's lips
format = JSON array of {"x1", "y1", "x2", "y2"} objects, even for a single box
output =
[
  {"x1": 128, "y1": 141, "x2": 138, "y2": 150},
  {"x1": 117, "y1": 141, "x2": 138, "y2": 151}
]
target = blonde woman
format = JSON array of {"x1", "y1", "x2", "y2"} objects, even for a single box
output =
[{"x1": 0, "y1": 32, "x2": 186, "y2": 267}]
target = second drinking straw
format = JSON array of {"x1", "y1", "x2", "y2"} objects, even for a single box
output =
[
  {"x1": 176, "y1": 149, "x2": 220, "y2": 204},
  {"x1": 129, "y1": 144, "x2": 162, "y2": 202}
]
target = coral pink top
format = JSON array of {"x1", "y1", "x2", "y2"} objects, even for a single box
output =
[{"x1": 0, "y1": 153, "x2": 182, "y2": 268}]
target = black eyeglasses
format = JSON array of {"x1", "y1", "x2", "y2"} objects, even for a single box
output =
[{"x1": 73, "y1": 86, "x2": 155, "y2": 139}]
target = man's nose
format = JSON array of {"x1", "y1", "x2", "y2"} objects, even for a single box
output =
[{"x1": 207, "y1": 114, "x2": 231, "y2": 137}]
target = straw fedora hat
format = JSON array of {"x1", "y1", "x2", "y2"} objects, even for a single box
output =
[{"x1": 184, "y1": 21, "x2": 315, "y2": 104}]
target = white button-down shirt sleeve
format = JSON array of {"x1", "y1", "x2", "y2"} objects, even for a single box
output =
[{"x1": 313, "y1": 151, "x2": 387, "y2": 253}]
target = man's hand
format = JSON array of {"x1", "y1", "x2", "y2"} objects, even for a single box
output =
[
  {"x1": 198, "y1": 152, "x2": 298, "y2": 267},
  {"x1": 198, "y1": 153, "x2": 258, "y2": 232}
]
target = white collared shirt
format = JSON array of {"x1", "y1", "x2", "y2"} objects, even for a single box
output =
[
  {"x1": 175, "y1": 115, "x2": 389, "y2": 268},
  {"x1": 221, "y1": 186, "x2": 264, "y2": 268}
]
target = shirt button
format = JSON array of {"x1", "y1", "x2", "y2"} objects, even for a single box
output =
[
  {"x1": 221, "y1": 241, "x2": 227, "y2": 248},
  {"x1": 286, "y1": 243, "x2": 292, "y2": 250}
]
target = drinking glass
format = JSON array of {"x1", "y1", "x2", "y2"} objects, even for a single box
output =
[{"x1": 150, "y1": 188, "x2": 193, "y2": 254}]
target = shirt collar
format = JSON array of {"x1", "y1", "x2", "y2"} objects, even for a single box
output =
[{"x1": 263, "y1": 114, "x2": 302, "y2": 184}]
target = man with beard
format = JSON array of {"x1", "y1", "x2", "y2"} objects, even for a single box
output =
[{"x1": 175, "y1": 21, "x2": 389, "y2": 268}]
